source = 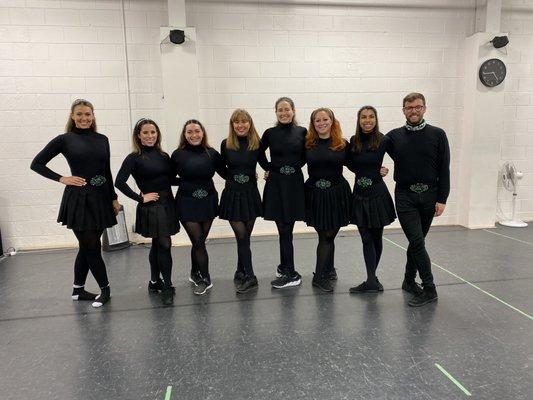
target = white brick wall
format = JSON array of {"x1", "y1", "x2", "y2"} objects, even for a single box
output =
[
  {"x1": 0, "y1": 0, "x2": 167, "y2": 250},
  {"x1": 186, "y1": 0, "x2": 475, "y2": 233},
  {"x1": 500, "y1": 1, "x2": 533, "y2": 222},
  {"x1": 2, "y1": 0, "x2": 531, "y2": 250}
]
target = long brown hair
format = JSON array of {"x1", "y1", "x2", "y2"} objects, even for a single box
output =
[
  {"x1": 226, "y1": 109, "x2": 260, "y2": 151},
  {"x1": 275, "y1": 96, "x2": 298, "y2": 126},
  {"x1": 306, "y1": 108, "x2": 346, "y2": 151},
  {"x1": 132, "y1": 118, "x2": 165, "y2": 155},
  {"x1": 178, "y1": 119, "x2": 210, "y2": 149},
  {"x1": 65, "y1": 98, "x2": 97, "y2": 133},
  {"x1": 352, "y1": 106, "x2": 381, "y2": 154}
]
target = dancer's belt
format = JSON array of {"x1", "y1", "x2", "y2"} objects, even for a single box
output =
[
  {"x1": 177, "y1": 180, "x2": 214, "y2": 198},
  {"x1": 397, "y1": 182, "x2": 435, "y2": 193},
  {"x1": 89, "y1": 175, "x2": 106, "y2": 187},
  {"x1": 271, "y1": 165, "x2": 302, "y2": 176}
]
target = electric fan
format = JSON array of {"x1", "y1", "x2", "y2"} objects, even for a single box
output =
[{"x1": 498, "y1": 161, "x2": 528, "y2": 227}]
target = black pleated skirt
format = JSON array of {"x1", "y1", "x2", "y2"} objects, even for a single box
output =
[
  {"x1": 219, "y1": 178, "x2": 262, "y2": 222},
  {"x1": 175, "y1": 181, "x2": 218, "y2": 222},
  {"x1": 58, "y1": 185, "x2": 117, "y2": 231},
  {"x1": 263, "y1": 169, "x2": 305, "y2": 222},
  {"x1": 135, "y1": 190, "x2": 180, "y2": 238},
  {"x1": 305, "y1": 177, "x2": 351, "y2": 230},
  {"x1": 351, "y1": 180, "x2": 396, "y2": 228}
]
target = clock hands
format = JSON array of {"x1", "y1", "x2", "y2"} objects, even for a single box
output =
[{"x1": 482, "y1": 71, "x2": 499, "y2": 80}]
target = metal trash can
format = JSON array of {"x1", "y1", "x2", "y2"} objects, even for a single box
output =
[{"x1": 103, "y1": 204, "x2": 130, "y2": 251}]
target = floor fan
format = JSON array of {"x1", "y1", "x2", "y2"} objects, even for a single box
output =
[{"x1": 498, "y1": 161, "x2": 528, "y2": 228}]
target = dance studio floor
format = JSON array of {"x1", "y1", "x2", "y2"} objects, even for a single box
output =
[{"x1": 0, "y1": 224, "x2": 532, "y2": 400}]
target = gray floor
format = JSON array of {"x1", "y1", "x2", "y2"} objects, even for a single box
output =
[{"x1": 0, "y1": 224, "x2": 532, "y2": 400}]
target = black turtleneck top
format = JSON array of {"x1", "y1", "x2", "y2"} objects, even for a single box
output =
[
  {"x1": 346, "y1": 132, "x2": 387, "y2": 182},
  {"x1": 115, "y1": 146, "x2": 174, "y2": 203},
  {"x1": 305, "y1": 138, "x2": 348, "y2": 181},
  {"x1": 220, "y1": 136, "x2": 260, "y2": 176},
  {"x1": 258, "y1": 123, "x2": 307, "y2": 171},
  {"x1": 30, "y1": 127, "x2": 117, "y2": 200},
  {"x1": 385, "y1": 124, "x2": 450, "y2": 203},
  {"x1": 170, "y1": 145, "x2": 227, "y2": 188}
]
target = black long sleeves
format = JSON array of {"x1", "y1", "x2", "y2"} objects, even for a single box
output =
[
  {"x1": 115, "y1": 146, "x2": 174, "y2": 202},
  {"x1": 220, "y1": 137, "x2": 260, "y2": 175},
  {"x1": 385, "y1": 124, "x2": 450, "y2": 203},
  {"x1": 305, "y1": 138, "x2": 348, "y2": 180},
  {"x1": 30, "y1": 127, "x2": 117, "y2": 200},
  {"x1": 258, "y1": 123, "x2": 307, "y2": 171},
  {"x1": 171, "y1": 145, "x2": 227, "y2": 184},
  {"x1": 346, "y1": 133, "x2": 387, "y2": 181}
]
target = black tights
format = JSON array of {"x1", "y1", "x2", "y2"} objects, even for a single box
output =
[
  {"x1": 182, "y1": 220, "x2": 213, "y2": 282},
  {"x1": 358, "y1": 226, "x2": 384, "y2": 284},
  {"x1": 229, "y1": 220, "x2": 256, "y2": 277},
  {"x1": 73, "y1": 229, "x2": 109, "y2": 288},
  {"x1": 315, "y1": 228, "x2": 340, "y2": 276},
  {"x1": 148, "y1": 236, "x2": 173, "y2": 287},
  {"x1": 275, "y1": 221, "x2": 295, "y2": 274}
]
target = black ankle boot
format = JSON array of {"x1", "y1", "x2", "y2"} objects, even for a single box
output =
[
  {"x1": 408, "y1": 285, "x2": 438, "y2": 307},
  {"x1": 72, "y1": 287, "x2": 97, "y2": 301},
  {"x1": 92, "y1": 286, "x2": 111, "y2": 308},
  {"x1": 233, "y1": 270, "x2": 246, "y2": 285},
  {"x1": 312, "y1": 273, "x2": 334, "y2": 292},
  {"x1": 402, "y1": 279, "x2": 423, "y2": 295},
  {"x1": 160, "y1": 286, "x2": 175, "y2": 306}
]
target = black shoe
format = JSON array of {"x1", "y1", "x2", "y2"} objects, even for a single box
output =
[
  {"x1": 402, "y1": 280, "x2": 423, "y2": 295},
  {"x1": 349, "y1": 280, "x2": 381, "y2": 293},
  {"x1": 312, "y1": 273, "x2": 334, "y2": 292},
  {"x1": 193, "y1": 280, "x2": 213, "y2": 295},
  {"x1": 148, "y1": 279, "x2": 164, "y2": 293},
  {"x1": 71, "y1": 287, "x2": 97, "y2": 301},
  {"x1": 233, "y1": 270, "x2": 245, "y2": 285},
  {"x1": 326, "y1": 267, "x2": 338, "y2": 281},
  {"x1": 92, "y1": 286, "x2": 111, "y2": 308},
  {"x1": 408, "y1": 286, "x2": 438, "y2": 307},
  {"x1": 376, "y1": 278, "x2": 384, "y2": 292},
  {"x1": 189, "y1": 270, "x2": 202, "y2": 287},
  {"x1": 271, "y1": 271, "x2": 302, "y2": 289},
  {"x1": 275, "y1": 265, "x2": 285, "y2": 278},
  {"x1": 236, "y1": 276, "x2": 258, "y2": 294},
  {"x1": 160, "y1": 286, "x2": 175, "y2": 306}
]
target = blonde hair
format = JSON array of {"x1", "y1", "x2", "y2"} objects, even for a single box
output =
[
  {"x1": 226, "y1": 109, "x2": 260, "y2": 151},
  {"x1": 66, "y1": 99, "x2": 97, "y2": 132}
]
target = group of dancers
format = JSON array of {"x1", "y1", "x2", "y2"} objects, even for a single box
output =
[{"x1": 30, "y1": 92, "x2": 450, "y2": 309}]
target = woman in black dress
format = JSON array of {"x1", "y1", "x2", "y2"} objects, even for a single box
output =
[
  {"x1": 347, "y1": 106, "x2": 396, "y2": 293},
  {"x1": 304, "y1": 108, "x2": 351, "y2": 292},
  {"x1": 171, "y1": 120, "x2": 226, "y2": 296},
  {"x1": 115, "y1": 118, "x2": 179, "y2": 305},
  {"x1": 219, "y1": 109, "x2": 263, "y2": 293},
  {"x1": 30, "y1": 99, "x2": 120, "y2": 308},
  {"x1": 259, "y1": 97, "x2": 307, "y2": 289}
]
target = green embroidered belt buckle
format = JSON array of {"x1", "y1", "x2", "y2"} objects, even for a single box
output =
[
  {"x1": 409, "y1": 183, "x2": 429, "y2": 193},
  {"x1": 192, "y1": 188, "x2": 208, "y2": 199},
  {"x1": 356, "y1": 177, "x2": 373, "y2": 188},
  {"x1": 279, "y1": 165, "x2": 296, "y2": 175},
  {"x1": 233, "y1": 174, "x2": 250, "y2": 184},
  {"x1": 315, "y1": 179, "x2": 331, "y2": 189},
  {"x1": 90, "y1": 175, "x2": 106, "y2": 187}
]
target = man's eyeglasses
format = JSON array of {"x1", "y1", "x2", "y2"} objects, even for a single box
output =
[{"x1": 403, "y1": 105, "x2": 425, "y2": 112}]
